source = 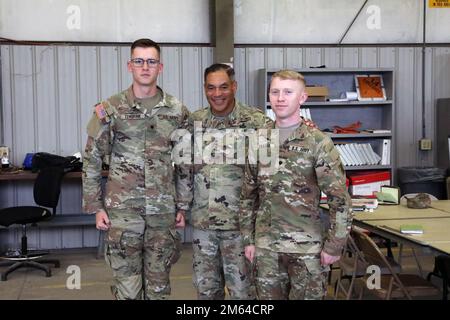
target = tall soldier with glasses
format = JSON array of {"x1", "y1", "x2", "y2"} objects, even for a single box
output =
[{"x1": 82, "y1": 39, "x2": 192, "y2": 300}]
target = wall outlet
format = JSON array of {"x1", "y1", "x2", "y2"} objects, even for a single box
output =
[{"x1": 419, "y1": 139, "x2": 432, "y2": 150}]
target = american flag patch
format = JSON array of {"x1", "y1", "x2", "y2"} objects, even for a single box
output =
[{"x1": 95, "y1": 103, "x2": 107, "y2": 120}]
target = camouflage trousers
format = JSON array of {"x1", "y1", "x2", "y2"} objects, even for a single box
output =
[
  {"x1": 192, "y1": 228, "x2": 256, "y2": 300},
  {"x1": 104, "y1": 208, "x2": 181, "y2": 300},
  {"x1": 255, "y1": 247, "x2": 329, "y2": 300}
]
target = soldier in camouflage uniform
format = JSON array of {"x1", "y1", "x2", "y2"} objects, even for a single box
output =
[
  {"x1": 190, "y1": 63, "x2": 272, "y2": 299},
  {"x1": 82, "y1": 39, "x2": 192, "y2": 300},
  {"x1": 240, "y1": 70, "x2": 352, "y2": 300}
]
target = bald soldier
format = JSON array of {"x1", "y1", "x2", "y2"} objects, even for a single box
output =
[
  {"x1": 82, "y1": 38, "x2": 192, "y2": 300},
  {"x1": 240, "y1": 70, "x2": 352, "y2": 300},
  {"x1": 189, "y1": 63, "x2": 272, "y2": 299}
]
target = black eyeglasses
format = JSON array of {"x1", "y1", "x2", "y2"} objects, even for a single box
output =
[{"x1": 130, "y1": 58, "x2": 160, "y2": 68}]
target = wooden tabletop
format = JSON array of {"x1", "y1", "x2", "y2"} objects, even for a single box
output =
[
  {"x1": 358, "y1": 217, "x2": 450, "y2": 254},
  {"x1": 354, "y1": 203, "x2": 450, "y2": 221},
  {"x1": 426, "y1": 241, "x2": 450, "y2": 255},
  {"x1": 366, "y1": 217, "x2": 450, "y2": 245},
  {"x1": 430, "y1": 200, "x2": 450, "y2": 214}
]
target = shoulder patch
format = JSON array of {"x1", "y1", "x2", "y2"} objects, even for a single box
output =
[
  {"x1": 302, "y1": 117, "x2": 318, "y2": 129},
  {"x1": 95, "y1": 103, "x2": 111, "y2": 124}
]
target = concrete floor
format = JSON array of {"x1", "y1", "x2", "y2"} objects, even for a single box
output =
[{"x1": 0, "y1": 243, "x2": 445, "y2": 300}]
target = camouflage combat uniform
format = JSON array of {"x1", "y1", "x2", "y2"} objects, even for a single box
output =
[
  {"x1": 190, "y1": 101, "x2": 272, "y2": 300},
  {"x1": 240, "y1": 121, "x2": 352, "y2": 300},
  {"x1": 82, "y1": 86, "x2": 192, "y2": 300}
]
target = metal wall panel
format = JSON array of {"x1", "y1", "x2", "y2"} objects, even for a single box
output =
[
  {"x1": 304, "y1": 48, "x2": 322, "y2": 69},
  {"x1": 246, "y1": 48, "x2": 265, "y2": 107},
  {"x1": 341, "y1": 48, "x2": 359, "y2": 68},
  {"x1": 360, "y1": 48, "x2": 378, "y2": 68},
  {"x1": 233, "y1": 48, "x2": 247, "y2": 104},
  {"x1": 160, "y1": 47, "x2": 182, "y2": 107},
  {"x1": 79, "y1": 46, "x2": 100, "y2": 150},
  {"x1": 181, "y1": 47, "x2": 203, "y2": 110},
  {"x1": 200, "y1": 47, "x2": 214, "y2": 108},
  {"x1": 57, "y1": 46, "x2": 80, "y2": 156},
  {"x1": 379, "y1": 47, "x2": 396, "y2": 68},
  {"x1": 396, "y1": 48, "x2": 417, "y2": 167},
  {"x1": 1, "y1": 44, "x2": 449, "y2": 249},
  {"x1": 0, "y1": 44, "x2": 210, "y2": 249},
  {"x1": 418, "y1": 47, "x2": 432, "y2": 166},
  {"x1": 35, "y1": 46, "x2": 58, "y2": 154},
  {"x1": 0, "y1": 47, "x2": 15, "y2": 209},
  {"x1": 266, "y1": 48, "x2": 284, "y2": 70},
  {"x1": 430, "y1": 47, "x2": 450, "y2": 167},
  {"x1": 285, "y1": 48, "x2": 303, "y2": 70},
  {"x1": 0, "y1": 0, "x2": 211, "y2": 43},
  {"x1": 83, "y1": 228, "x2": 100, "y2": 248},
  {"x1": 323, "y1": 48, "x2": 341, "y2": 69},
  {"x1": 119, "y1": 47, "x2": 132, "y2": 92}
]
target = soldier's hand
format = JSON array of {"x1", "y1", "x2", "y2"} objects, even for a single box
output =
[
  {"x1": 245, "y1": 245, "x2": 256, "y2": 262},
  {"x1": 175, "y1": 210, "x2": 186, "y2": 228},
  {"x1": 96, "y1": 209, "x2": 111, "y2": 231},
  {"x1": 320, "y1": 251, "x2": 341, "y2": 266}
]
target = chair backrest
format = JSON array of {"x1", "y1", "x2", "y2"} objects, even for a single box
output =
[
  {"x1": 351, "y1": 228, "x2": 397, "y2": 275},
  {"x1": 339, "y1": 232, "x2": 371, "y2": 276},
  {"x1": 33, "y1": 167, "x2": 65, "y2": 210},
  {"x1": 346, "y1": 233, "x2": 369, "y2": 264},
  {"x1": 352, "y1": 228, "x2": 440, "y2": 299}
]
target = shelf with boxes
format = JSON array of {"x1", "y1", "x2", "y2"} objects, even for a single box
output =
[{"x1": 259, "y1": 68, "x2": 395, "y2": 197}]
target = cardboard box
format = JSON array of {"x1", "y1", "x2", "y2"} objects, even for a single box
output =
[
  {"x1": 347, "y1": 171, "x2": 391, "y2": 197},
  {"x1": 348, "y1": 170, "x2": 390, "y2": 185},
  {"x1": 305, "y1": 86, "x2": 329, "y2": 101}
]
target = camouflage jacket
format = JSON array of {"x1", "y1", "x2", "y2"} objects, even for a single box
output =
[
  {"x1": 240, "y1": 121, "x2": 352, "y2": 255},
  {"x1": 82, "y1": 86, "x2": 192, "y2": 219},
  {"x1": 189, "y1": 101, "x2": 272, "y2": 231}
]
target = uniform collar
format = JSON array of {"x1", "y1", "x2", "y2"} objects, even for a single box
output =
[
  {"x1": 125, "y1": 85, "x2": 169, "y2": 109},
  {"x1": 284, "y1": 119, "x2": 308, "y2": 142},
  {"x1": 207, "y1": 99, "x2": 240, "y2": 121}
]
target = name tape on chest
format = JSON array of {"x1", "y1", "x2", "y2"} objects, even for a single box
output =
[
  {"x1": 120, "y1": 113, "x2": 146, "y2": 120},
  {"x1": 158, "y1": 114, "x2": 180, "y2": 121},
  {"x1": 286, "y1": 145, "x2": 310, "y2": 153}
]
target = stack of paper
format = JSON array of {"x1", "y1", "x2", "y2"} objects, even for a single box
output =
[
  {"x1": 400, "y1": 224, "x2": 424, "y2": 234},
  {"x1": 351, "y1": 198, "x2": 378, "y2": 211},
  {"x1": 300, "y1": 108, "x2": 312, "y2": 120}
]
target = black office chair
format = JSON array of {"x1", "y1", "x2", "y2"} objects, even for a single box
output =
[
  {"x1": 0, "y1": 167, "x2": 64, "y2": 281},
  {"x1": 427, "y1": 255, "x2": 450, "y2": 300}
]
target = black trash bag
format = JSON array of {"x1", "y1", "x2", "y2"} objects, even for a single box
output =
[
  {"x1": 398, "y1": 167, "x2": 446, "y2": 183},
  {"x1": 398, "y1": 166, "x2": 447, "y2": 199},
  {"x1": 31, "y1": 152, "x2": 82, "y2": 173}
]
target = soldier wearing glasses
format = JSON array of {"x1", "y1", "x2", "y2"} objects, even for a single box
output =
[{"x1": 82, "y1": 38, "x2": 192, "y2": 300}]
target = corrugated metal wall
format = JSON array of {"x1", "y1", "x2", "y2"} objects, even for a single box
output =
[
  {"x1": 1, "y1": 44, "x2": 450, "y2": 249},
  {"x1": 0, "y1": 44, "x2": 213, "y2": 250}
]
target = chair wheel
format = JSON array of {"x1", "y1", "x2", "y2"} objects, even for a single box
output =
[{"x1": 46, "y1": 271, "x2": 52, "y2": 277}]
